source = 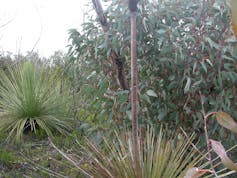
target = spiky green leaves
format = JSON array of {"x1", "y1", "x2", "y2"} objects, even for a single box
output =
[
  {"x1": 54, "y1": 129, "x2": 213, "y2": 178},
  {"x1": 0, "y1": 61, "x2": 72, "y2": 141}
]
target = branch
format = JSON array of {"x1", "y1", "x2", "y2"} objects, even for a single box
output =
[
  {"x1": 179, "y1": 127, "x2": 209, "y2": 160},
  {"x1": 0, "y1": 18, "x2": 14, "y2": 28},
  {"x1": 199, "y1": 91, "x2": 219, "y2": 178},
  {"x1": 49, "y1": 138, "x2": 93, "y2": 178},
  {"x1": 92, "y1": 0, "x2": 109, "y2": 31},
  {"x1": 92, "y1": 0, "x2": 129, "y2": 90}
]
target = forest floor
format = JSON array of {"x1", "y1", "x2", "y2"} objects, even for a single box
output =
[
  {"x1": 0, "y1": 133, "x2": 82, "y2": 178},
  {"x1": 1, "y1": 132, "x2": 237, "y2": 178}
]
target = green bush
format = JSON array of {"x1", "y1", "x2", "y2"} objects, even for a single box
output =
[
  {"x1": 0, "y1": 61, "x2": 72, "y2": 141},
  {"x1": 67, "y1": 0, "x2": 237, "y2": 141}
]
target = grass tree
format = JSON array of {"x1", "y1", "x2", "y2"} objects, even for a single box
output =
[
  {"x1": 0, "y1": 61, "x2": 72, "y2": 141},
  {"x1": 50, "y1": 126, "x2": 237, "y2": 178}
]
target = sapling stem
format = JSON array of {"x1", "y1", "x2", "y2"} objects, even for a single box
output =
[{"x1": 199, "y1": 91, "x2": 219, "y2": 178}]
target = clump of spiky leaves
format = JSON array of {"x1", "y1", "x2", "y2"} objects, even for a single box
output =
[
  {"x1": 51, "y1": 128, "x2": 224, "y2": 178},
  {"x1": 0, "y1": 61, "x2": 72, "y2": 141}
]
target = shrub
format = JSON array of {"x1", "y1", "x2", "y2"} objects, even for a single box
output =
[{"x1": 67, "y1": 0, "x2": 237, "y2": 143}]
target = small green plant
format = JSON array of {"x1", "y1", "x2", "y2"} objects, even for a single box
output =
[
  {"x1": 0, "y1": 61, "x2": 72, "y2": 141},
  {"x1": 0, "y1": 150, "x2": 14, "y2": 167}
]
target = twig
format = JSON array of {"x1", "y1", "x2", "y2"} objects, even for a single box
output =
[
  {"x1": 30, "y1": 1, "x2": 43, "y2": 53},
  {"x1": 0, "y1": 18, "x2": 14, "y2": 28},
  {"x1": 179, "y1": 127, "x2": 209, "y2": 160},
  {"x1": 199, "y1": 91, "x2": 219, "y2": 178},
  {"x1": 49, "y1": 138, "x2": 93, "y2": 178},
  {"x1": 205, "y1": 112, "x2": 217, "y2": 119},
  {"x1": 20, "y1": 152, "x2": 68, "y2": 178}
]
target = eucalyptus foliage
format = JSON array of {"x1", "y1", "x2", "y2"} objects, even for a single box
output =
[
  {"x1": 67, "y1": 0, "x2": 237, "y2": 141},
  {"x1": 0, "y1": 61, "x2": 72, "y2": 141}
]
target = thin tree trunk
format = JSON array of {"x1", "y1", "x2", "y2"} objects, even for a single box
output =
[
  {"x1": 129, "y1": 0, "x2": 141, "y2": 177},
  {"x1": 92, "y1": 0, "x2": 129, "y2": 90}
]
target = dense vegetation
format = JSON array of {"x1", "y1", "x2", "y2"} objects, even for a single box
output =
[
  {"x1": 67, "y1": 0, "x2": 237, "y2": 143},
  {"x1": 0, "y1": 0, "x2": 237, "y2": 177}
]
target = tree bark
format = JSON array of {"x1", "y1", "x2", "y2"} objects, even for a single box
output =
[{"x1": 92, "y1": 0, "x2": 129, "y2": 90}]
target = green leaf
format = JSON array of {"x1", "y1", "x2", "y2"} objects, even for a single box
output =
[
  {"x1": 146, "y1": 89, "x2": 158, "y2": 97},
  {"x1": 210, "y1": 139, "x2": 237, "y2": 172},
  {"x1": 205, "y1": 58, "x2": 213, "y2": 66},
  {"x1": 204, "y1": 36, "x2": 220, "y2": 49},
  {"x1": 126, "y1": 110, "x2": 132, "y2": 120},
  {"x1": 200, "y1": 61, "x2": 207, "y2": 73},
  {"x1": 215, "y1": 112, "x2": 237, "y2": 134},
  {"x1": 184, "y1": 77, "x2": 191, "y2": 94},
  {"x1": 192, "y1": 62, "x2": 197, "y2": 73}
]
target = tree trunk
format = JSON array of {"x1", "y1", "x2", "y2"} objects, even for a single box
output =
[
  {"x1": 129, "y1": 0, "x2": 141, "y2": 177},
  {"x1": 92, "y1": 0, "x2": 129, "y2": 90}
]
